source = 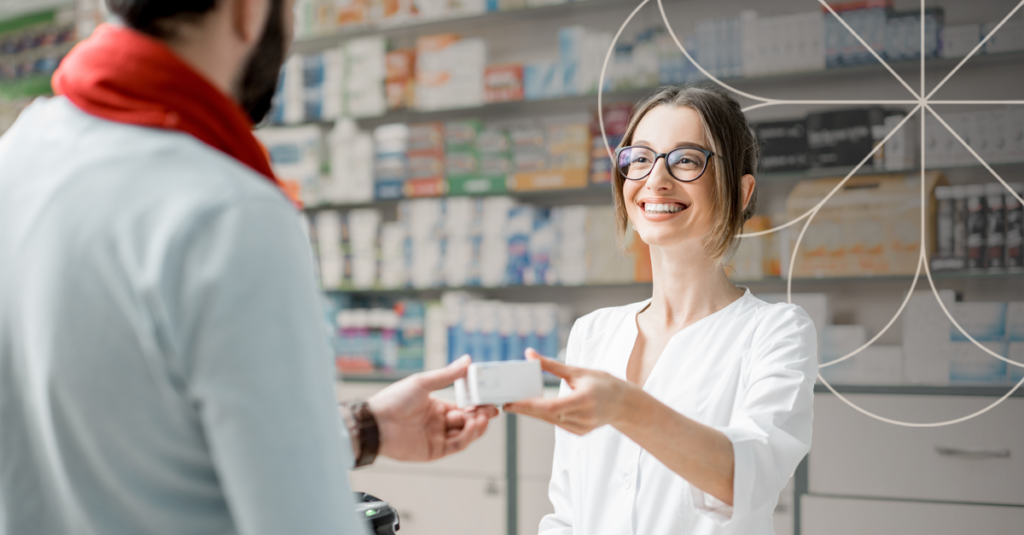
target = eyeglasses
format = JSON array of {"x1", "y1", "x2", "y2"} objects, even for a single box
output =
[{"x1": 614, "y1": 145, "x2": 714, "y2": 182}]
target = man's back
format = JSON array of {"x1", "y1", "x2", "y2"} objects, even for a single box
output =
[{"x1": 0, "y1": 97, "x2": 361, "y2": 534}]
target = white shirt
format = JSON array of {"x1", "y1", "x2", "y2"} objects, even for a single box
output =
[
  {"x1": 0, "y1": 98, "x2": 364, "y2": 535},
  {"x1": 541, "y1": 289, "x2": 817, "y2": 535}
]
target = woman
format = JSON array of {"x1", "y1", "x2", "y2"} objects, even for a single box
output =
[{"x1": 505, "y1": 86, "x2": 817, "y2": 534}]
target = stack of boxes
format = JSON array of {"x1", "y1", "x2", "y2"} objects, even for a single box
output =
[
  {"x1": 784, "y1": 172, "x2": 943, "y2": 278},
  {"x1": 931, "y1": 183, "x2": 1024, "y2": 272},
  {"x1": 926, "y1": 108, "x2": 1024, "y2": 168},
  {"x1": 325, "y1": 296, "x2": 430, "y2": 375},
  {"x1": 415, "y1": 34, "x2": 486, "y2": 111},
  {"x1": 373, "y1": 123, "x2": 410, "y2": 200},
  {"x1": 346, "y1": 36, "x2": 389, "y2": 118},
  {"x1": 384, "y1": 48, "x2": 416, "y2": 111},
  {"x1": 507, "y1": 116, "x2": 591, "y2": 192},
  {"x1": 402, "y1": 199, "x2": 445, "y2": 289},
  {"x1": 310, "y1": 197, "x2": 652, "y2": 291},
  {"x1": 588, "y1": 103, "x2": 632, "y2": 184},
  {"x1": 442, "y1": 293, "x2": 569, "y2": 365},
  {"x1": 904, "y1": 291, "x2": 1024, "y2": 386},
  {"x1": 406, "y1": 122, "x2": 447, "y2": 197},
  {"x1": 254, "y1": 125, "x2": 324, "y2": 206}
]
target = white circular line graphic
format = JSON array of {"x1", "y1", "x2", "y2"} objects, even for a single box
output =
[{"x1": 598, "y1": 0, "x2": 1024, "y2": 426}]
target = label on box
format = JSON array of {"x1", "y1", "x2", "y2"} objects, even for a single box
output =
[
  {"x1": 445, "y1": 150, "x2": 479, "y2": 178},
  {"x1": 447, "y1": 175, "x2": 508, "y2": 196},
  {"x1": 485, "y1": 64, "x2": 525, "y2": 103},
  {"x1": 408, "y1": 122, "x2": 445, "y2": 152},
  {"x1": 375, "y1": 179, "x2": 405, "y2": 200},
  {"x1": 508, "y1": 169, "x2": 588, "y2": 191},
  {"x1": 405, "y1": 177, "x2": 445, "y2": 197}
]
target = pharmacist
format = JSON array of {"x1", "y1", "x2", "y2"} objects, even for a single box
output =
[
  {"x1": 0, "y1": 1, "x2": 497, "y2": 534},
  {"x1": 505, "y1": 87, "x2": 818, "y2": 534}
]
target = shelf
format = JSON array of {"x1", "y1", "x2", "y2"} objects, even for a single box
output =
[
  {"x1": 336, "y1": 374, "x2": 1022, "y2": 397},
  {"x1": 277, "y1": 46, "x2": 1024, "y2": 128},
  {"x1": 291, "y1": 0, "x2": 647, "y2": 54},
  {"x1": 321, "y1": 270, "x2": 1021, "y2": 297},
  {"x1": 303, "y1": 160, "x2": 1024, "y2": 213},
  {"x1": 813, "y1": 384, "x2": 1023, "y2": 398},
  {"x1": 337, "y1": 370, "x2": 418, "y2": 383}
]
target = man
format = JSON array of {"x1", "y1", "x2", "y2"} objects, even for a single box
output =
[{"x1": 0, "y1": 1, "x2": 497, "y2": 533}]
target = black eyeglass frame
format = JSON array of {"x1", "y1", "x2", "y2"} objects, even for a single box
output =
[{"x1": 614, "y1": 145, "x2": 715, "y2": 183}]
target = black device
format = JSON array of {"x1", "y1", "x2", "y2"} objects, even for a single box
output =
[{"x1": 354, "y1": 492, "x2": 400, "y2": 535}]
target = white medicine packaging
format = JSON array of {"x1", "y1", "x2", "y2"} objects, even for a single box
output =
[{"x1": 455, "y1": 360, "x2": 544, "y2": 408}]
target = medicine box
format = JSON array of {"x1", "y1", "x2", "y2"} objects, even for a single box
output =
[{"x1": 455, "y1": 359, "x2": 544, "y2": 408}]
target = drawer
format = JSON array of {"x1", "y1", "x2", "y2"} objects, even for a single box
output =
[
  {"x1": 339, "y1": 382, "x2": 507, "y2": 477},
  {"x1": 810, "y1": 395, "x2": 1024, "y2": 505},
  {"x1": 516, "y1": 387, "x2": 559, "y2": 480},
  {"x1": 801, "y1": 495, "x2": 1024, "y2": 535},
  {"x1": 349, "y1": 470, "x2": 506, "y2": 535}
]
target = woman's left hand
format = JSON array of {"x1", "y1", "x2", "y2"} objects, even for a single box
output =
[{"x1": 503, "y1": 348, "x2": 638, "y2": 435}]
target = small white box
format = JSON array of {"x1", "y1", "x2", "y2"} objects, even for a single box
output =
[
  {"x1": 940, "y1": 24, "x2": 981, "y2": 58},
  {"x1": 982, "y1": 20, "x2": 1024, "y2": 54},
  {"x1": 455, "y1": 360, "x2": 544, "y2": 408}
]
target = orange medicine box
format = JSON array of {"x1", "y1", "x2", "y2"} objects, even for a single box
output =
[{"x1": 785, "y1": 172, "x2": 943, "y2": 278}]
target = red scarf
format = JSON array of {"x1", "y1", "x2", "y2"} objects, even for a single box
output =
[{"x1": 52, "y1": 24, "x2": 302, "y2": 209}]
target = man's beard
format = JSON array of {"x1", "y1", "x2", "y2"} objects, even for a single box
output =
[{"x1": 237, "y1": 0, "x2": 286, "y2": 124}]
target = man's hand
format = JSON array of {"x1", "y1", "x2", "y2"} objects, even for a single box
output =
[{"x1": 367, "y1": 356, "x2": 499, "y2": 462}]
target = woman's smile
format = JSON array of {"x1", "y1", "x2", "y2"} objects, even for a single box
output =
[{"x1": 637, "y1": 197, "x2": 691, "y2": 221}]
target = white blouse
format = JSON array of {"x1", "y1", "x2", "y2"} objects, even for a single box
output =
[{"x1": 540, "y1": 289, "x2": 817, "y2": 535}]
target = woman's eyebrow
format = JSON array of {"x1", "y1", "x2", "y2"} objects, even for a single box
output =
[{"x1": 632, "y1": 140, "x2": 710, "y2": 151}]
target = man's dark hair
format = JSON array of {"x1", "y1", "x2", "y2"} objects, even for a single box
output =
[{"x1": 106, "y1": 1, "x2": 219, "y2": 39}]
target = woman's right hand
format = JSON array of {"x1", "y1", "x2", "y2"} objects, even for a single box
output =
[{"x1": 503, "y1": 348, "x2": 639, "y2": 435}]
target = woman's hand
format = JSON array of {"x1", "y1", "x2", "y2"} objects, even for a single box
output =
[
  {"x1": 503, "y1": 349, "x2": 638, "y2": 435},
  {"x1": 368, "y1": 356, "x2": 500, "y2": 462}
]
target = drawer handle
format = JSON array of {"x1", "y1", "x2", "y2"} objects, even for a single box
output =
[{"x1": 935, "y1": 447, "x2": 1011, "y2": 459}]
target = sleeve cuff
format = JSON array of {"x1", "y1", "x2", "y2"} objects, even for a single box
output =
[
  {"x1": 336, "y1": 411, "x2": 356, "y2": 470},
  {"x1": 689, "y1": 426, "x2": 760, "y2": 525}
]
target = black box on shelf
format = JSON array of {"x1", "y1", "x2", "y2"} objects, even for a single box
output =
[
  {"x1": 806, "y1": 108, "x2": 886, "y2": 168},
  {"x1": 756, "y1": 119, "x2": 810, "y2": 173}
]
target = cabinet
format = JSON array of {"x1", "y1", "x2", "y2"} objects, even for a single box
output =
[
  {"x1": 810, "y1": 394, "x2": 1024, "y2": 506},
  {"x1": 798, "y1": 388, "x2": 1024, "y2": 535},
  {"x1": 801, "y1": 495, "x2": 1024, "y2": 535}
]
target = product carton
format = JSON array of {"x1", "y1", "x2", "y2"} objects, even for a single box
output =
[
  {"x1": 982, "y1": 20, "x2": 1024, "y2": 54},
  {"x1": 806, "y1": 108, "x2": 887, "y2": 169},
  {"x1": 940, "y1": 24, "x2": 980, "y2": 58},
  {"x1": 484, "y1": 64, "x2": 524, "y2": 103},
  {"x1": 949, "y1": 302, "x2": 1007, "y2": 384},
  {"x1": 785, "y1": 172, "x2": 943, "y2": 277},
  {"x1": 756, "y1": 119, "x2": 810, "y2": 173},
  {"x1": 255, "y1": 125, "x2": 324, "y2": 206},
  {"x1": 820, "y1": 344, "x2": 904, "y2": 385},
  {"x1": 903, "y1": 289, "x2": 956, "y2": 385},
  {"x1": 415, "y1": 35, "x2": 486, "y2": 111}
]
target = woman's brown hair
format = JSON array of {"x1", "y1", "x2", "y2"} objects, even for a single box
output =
[{"x1": 612, "y1": 85, "x2": 759, "y2": 260}]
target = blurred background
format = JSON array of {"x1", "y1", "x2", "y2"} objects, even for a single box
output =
[{"x1": 1, "y1": 0, "x2": 1022, "y2": 533}]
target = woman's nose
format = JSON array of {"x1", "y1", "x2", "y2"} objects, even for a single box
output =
[{"x1": 645, "y1": 158, "x2": 675, "y2": 191}]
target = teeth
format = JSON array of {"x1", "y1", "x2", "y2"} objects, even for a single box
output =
[{"x1": 644, "y1": 203, "x2": 684, "y2": 214}]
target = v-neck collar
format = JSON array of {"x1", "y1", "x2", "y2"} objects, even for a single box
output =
[{"x1": 623, "y1": 287, "x2": 752, "y2": 391}]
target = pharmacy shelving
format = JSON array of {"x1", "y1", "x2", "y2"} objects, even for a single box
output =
[
  {"x1": 811, "y1": 384, "x2": 1024, "y2": 397},
  {"x1": 303, "y1": 159, "x2": 1024, "y2": 213},
  {"x1": 292, "y1": 0, "x2": 665, "y2": 54},
  {"x1": 324, "y1": 269, "x2": 1023, "y2": 297},
  {"x1": 287, "y1": 47, "x2": 1024, "y2": 129}
]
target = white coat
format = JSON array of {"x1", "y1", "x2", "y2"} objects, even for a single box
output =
[
  {"x1": 0, "y1": 98, "x2": 363, "y2": 534},
  {"x1": 540, "y1": 290, "x2": 817, "y2": 534}
]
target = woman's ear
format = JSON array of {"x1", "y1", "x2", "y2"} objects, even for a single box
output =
[{"x1": 740, "y1": 174, "x2": 756, "y2": 212}]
